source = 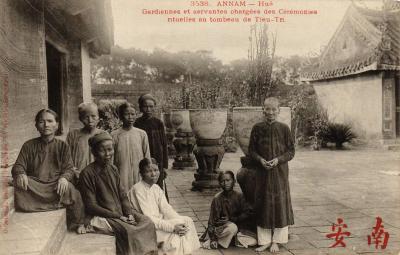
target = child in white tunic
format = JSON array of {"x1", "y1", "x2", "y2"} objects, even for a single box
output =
[
  {"x1": 111, "y1": 103, "x2": 151, "y2": 190},
  {"x1": 128, "y1": 158, "x2": 200, "y2": 255}
]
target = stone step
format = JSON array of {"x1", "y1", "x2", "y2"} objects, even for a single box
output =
[
  {"x1": 57, "y1": 232, "x2": 116, "y2": 255},
  {"x1": 381, "y1": 138, "x2": 400, "y2": 145},
  {"x1": 386, "y1": 144, "x2": 400, "y2": 151},
  {"x1": 0, "y1": 209, "x2": 67, "y2": 255}
]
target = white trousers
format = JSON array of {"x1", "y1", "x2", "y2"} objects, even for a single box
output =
[
  {"x1": 257, "y1": 226, "x2": 289, "y2": 245},
  {"x1": 157, "y1": 216, "x2": 200, "y2": 255}
]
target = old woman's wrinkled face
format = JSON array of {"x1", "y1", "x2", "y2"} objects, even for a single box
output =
[
  {"x1": 35, "y1": 112, "x2": 59, "y2": 137},
  {"x1": 141, "y1": 99, "x2": 155, "y2": 117},
  {"x1": 263, "y1": 101, "x2": 279, "y2": 122}
]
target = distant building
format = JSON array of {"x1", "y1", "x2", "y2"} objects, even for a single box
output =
[
  {"x1": 0, "y1": 1, "x2": 113, "y2": 171},
  {"x1": 302, "y1": 3, "x2": 400, "y2": 142}
]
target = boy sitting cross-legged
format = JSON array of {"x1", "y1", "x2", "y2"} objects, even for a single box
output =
[{"x1": 200, "y1": 171, "x2": 257, "y2": 249}]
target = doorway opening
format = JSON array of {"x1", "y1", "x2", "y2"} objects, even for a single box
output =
[{"x1": 45, "y1": 42, "x2": 66, "y2": 135}]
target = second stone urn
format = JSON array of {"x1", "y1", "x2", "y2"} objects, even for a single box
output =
[
  {"x1": 170, "y1": 110, "x2": 196, "y2": 170},
  {"x1": 190, "y1": 109, "x2": 228, "y2": 190},
  {"x1": 162, "y1": 113, "x2": 176, "y2": 156},
  {"x1": 233, "y1": 106, "x2": 291, "y2": 205}
]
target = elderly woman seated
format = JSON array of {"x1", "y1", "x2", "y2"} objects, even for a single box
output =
[
  {"x1": 78, "y1": 132, "x2": 157, "y2": 255},
  {"x1": 12, "y1": 109, "x2": 86, "y2": 233},
  {"x1": 128, "y1": 158, "x2": 201, "y2": 255}
]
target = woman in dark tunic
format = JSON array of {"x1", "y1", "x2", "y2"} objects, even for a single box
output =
[
  {"x1": 134, "y1": 94, "x2": 169, "y2": 199},
  {"x1": 12, "y1": 109, "x2": 86, "y2": 233},
  {"x1": 79, "y1": 132, "x2": 157, "y2": 255},
  {"x1": 248, "y1": 97, "x2": 295, "y2": 253}
]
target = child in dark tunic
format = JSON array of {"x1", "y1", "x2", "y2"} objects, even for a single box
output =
[
  {"x1": 200, "y1": 171, "x2": 257, "y2": 249},
  {"x1": 11, "y1": 109, "x2": 87, "y2": 233},
  {"x1": 249, "y1": 97, "x2": 295, "y2": 253},
  {"x1": 79, "y1": 132, "x2": 157, "y2": 255},
  {"x1": 134, "y1": 94, "x2": 169, "y2": 200}
]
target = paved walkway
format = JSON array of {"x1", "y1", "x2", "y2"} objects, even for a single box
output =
[{"x1": 165, "y1": 148, "x2": 400, "y2": 255}]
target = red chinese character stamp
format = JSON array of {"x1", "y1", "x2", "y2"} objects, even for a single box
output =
[
  {"x1": 326, "y1": 218, "x2": 351, "y2": 248},
  {"x1": 368, "y1": 217, "x2": 389, "y2": 249}
]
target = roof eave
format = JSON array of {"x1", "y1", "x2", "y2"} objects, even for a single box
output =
[{"x1": 301, "y1": 61, "x2": 379, "y2": 82}]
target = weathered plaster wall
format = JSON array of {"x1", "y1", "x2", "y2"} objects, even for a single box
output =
[
  {"x1": 0, "y1": 0, "x2": 47, "y2": 165},
  {"x1": 0, "y1": 0, "x2": 47, "y2": 223},
  {"x1": 0, "y1": 0, "x2": 92, "y2": 164},
  {"x1": 313, "y1": 72, "x2": 383, "y2": 139}
]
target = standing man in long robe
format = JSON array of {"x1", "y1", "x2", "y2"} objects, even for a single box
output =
[
  {"x1": 66, "y1": 102, "x2": 105, "y2": 180},
  {"x1": 12, "y1": 109, "x2": 87, "y2": 233},
  {"x1": 134, "y1": 94, "x2": 169, "y2": 200},
  {"x1": 248, "y1": 97, "x2": 295, "y2": 253},
  {"x1": 79, "y1": 132, "x2": 157, "y2": 255},
  {"x1": 112, "y1": 102, "x2": 151, "y2": 190}
]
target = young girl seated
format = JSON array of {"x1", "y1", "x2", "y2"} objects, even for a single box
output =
[
  {"x1": 200, "y1": 171, "x2": 257, "y2": 249},
  {"x1": 128, "y1": 158, "x2": 200, "y2": 255}
]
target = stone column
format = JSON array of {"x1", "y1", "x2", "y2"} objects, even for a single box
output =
[{"x1": 382, "y1": 72, "x2": 396, "y2": 139}]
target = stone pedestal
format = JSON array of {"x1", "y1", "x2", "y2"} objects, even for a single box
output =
[
  {"x1": 192, "y1": 139, "x2": 225, "y2": 190},
  {"x1": 165, "y1": 128, "x2": 176, "y2": 156},
  {"x1": 236, "y1": 156, "x2": 258, "y2": 207},
  {"x1": 172, "y1": 130, "x2": 196, "y2": 170}
]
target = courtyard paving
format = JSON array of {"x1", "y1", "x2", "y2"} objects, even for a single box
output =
[{"x1": 166, "y1": 148, "x2": 400, "y2": 255}]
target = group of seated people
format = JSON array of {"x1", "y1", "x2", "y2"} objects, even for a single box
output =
[{"x1": 11, "y1": 102, "x2": 257, "y2": 255}]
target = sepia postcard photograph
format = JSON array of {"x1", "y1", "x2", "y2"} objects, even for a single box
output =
[{"x1": 0, "y1": 0, "x2": 399, "y2": 254}]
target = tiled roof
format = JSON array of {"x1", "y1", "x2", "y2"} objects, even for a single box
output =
[{"x1": 302, "y1": 3, "x2": 400, "y2": 81}]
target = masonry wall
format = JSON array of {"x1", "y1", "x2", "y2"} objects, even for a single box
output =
[
  {"x1": 312, "y1": 72, "x2": 383, "y2": 139},
  {"x1": 0, "y1": 0, "x2": 48, "y2": 166},
  {"x1": 0, "y1": 0, "x2": 91, "y2": 163},
  {"x1": 0, "y1": 0, "x2": 48, "y2": 227}
]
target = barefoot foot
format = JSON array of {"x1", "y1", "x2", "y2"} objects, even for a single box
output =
[
  {"x1": 270, "y1": 243, "x2": 279, "y2": 253},
  {"x1": 76, "y1": 224, "x2": 87, "y2": 234},
  {"x1": 255, "y1": 244, "x2": 270, "y2": 252}
]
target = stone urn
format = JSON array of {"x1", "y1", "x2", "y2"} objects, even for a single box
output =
[
  {"x1": 189, "y1": 109, "x2": 228, "y2": 190},
  {"x1": 170, "y1": 110, "x2": 196, "y2": 170},
  {"x1": 162, "y1": 113, "x2": 176, "y2": 156},
  {"x1": 233, "y1": 106, "x2": 291, "y2": 205}
]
